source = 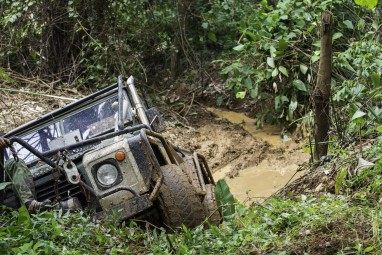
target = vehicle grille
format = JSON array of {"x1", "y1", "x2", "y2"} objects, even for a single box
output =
[{"x1": 35, "y1": 174, "x2": 83, "y2": 202}]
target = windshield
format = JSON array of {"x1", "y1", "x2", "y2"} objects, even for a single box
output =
[{"x1": 5, "y1": 92, "x2": 134, "y2": 163}]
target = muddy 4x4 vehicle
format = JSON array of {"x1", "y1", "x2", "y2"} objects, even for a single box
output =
[{"x1": 0, "y1": 76, "x2": 219, "y2": 228}]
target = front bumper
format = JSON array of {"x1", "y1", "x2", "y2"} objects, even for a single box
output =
[{"x1": 96, "y1": 194, "x2": 153, "y2": 220}]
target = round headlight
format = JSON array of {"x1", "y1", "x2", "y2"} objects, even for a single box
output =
[{"x1": 96, "y1": 164, "x2": 118, "y2": 186}]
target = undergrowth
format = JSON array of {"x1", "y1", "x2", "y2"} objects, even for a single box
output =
[
  {"x1": 3, "y1": 140, "x2": 382, "y2": 255},
  {"x1": 1, "y1": 190, "x2": 381, "y2": 254}
]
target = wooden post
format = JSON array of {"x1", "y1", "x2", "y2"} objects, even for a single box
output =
[{"x1": 313, "y1": 11, "x2": 333, "y2": 160}]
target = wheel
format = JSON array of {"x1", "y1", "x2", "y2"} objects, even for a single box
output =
[
  {"x1": 202, "y1": 184, "x2": 221, "y2": 226},
  {"x1": 157, "y1": 164, "x2": 206, "y2": 229}
]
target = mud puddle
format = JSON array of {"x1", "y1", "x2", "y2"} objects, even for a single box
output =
[{"x1": 208, "y1": 108, "x2": 309, "y2": 203}]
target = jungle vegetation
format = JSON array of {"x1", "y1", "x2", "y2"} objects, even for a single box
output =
[{"x1": 1, "y1": 0, "x2": 382, "y2": 254}]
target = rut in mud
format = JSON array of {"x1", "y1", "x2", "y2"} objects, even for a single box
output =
[{"x1": 165, "y1": 108, "x2": 309, "y2": 203}]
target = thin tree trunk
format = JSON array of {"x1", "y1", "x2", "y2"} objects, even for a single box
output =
[{"x1": 313, "y1": 11, "x2": 333, "y2": 160}]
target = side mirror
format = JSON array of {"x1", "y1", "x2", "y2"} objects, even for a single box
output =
[{"x1": 145, "y1": 107, "x2": 166, "y2": 133}]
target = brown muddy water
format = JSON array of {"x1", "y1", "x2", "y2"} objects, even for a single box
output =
[{"x1": 208, "y1": 108, "x2": 309, "y2": 203}]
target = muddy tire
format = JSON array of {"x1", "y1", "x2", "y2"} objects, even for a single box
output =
[
  {"x1": 157, "y1": 164, "x2": 206, "y2": 229},
  {"x1": 202, "y1": 184, "x2": 220, "y2": 226}
]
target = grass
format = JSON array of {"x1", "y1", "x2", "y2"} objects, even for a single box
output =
[{"x1": 0, "y1": 192, "x2": 380, "y2": 255}]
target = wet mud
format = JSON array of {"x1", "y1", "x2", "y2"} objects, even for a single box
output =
[{"x1": 166, "y1": 108, "x2": 309, "y2": 203}]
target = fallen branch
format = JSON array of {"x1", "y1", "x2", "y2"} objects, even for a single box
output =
[{"x1": 0, "y1": 88, "x2": 77, "y2": 101}]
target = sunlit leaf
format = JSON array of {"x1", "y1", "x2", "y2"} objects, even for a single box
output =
[
  {"x1": 293, "y1": 79, "x2": 307, "y2": 92},
  {"x1": 351, "y1": 110, "x2": 366, "y2": 121},
  {"x1": 236, "y1": 91, "x2": 246, "y2": 99},
  {"x1": 215, "y1": 179, "x2": 236, "y2": 220},
  {"x1": 272, "y1": 68, "x2": 279, "y2": 77},
  {"x1": 0, "y1": 182, "x2": 12, "y2": 191},
  {"x1": 343, "y1": 20, "x2": 354, "y2": 29},
  {"x1": 354, "y1": 0, "x2": 378, "y2": 9},
  {"x1": 332, "y1": 32, "x2": 343, "y2": 42},
  {"x1": 300, "y1": 64, "x2": 308, "y2": 75},
  {"x1": 278, "y1": 66, "x2": 289, "y2": 77},
  {"x1": 364, "y1": 246, "x2": 375, "y2": 253},
  {"x1": 335, "y1": 168, "x2": 347, "y2": 194},
  {"x1": 267, "y1": 57, "x2": 275, "y2": 68},
  {"x1": 233, "y1": 44, "x2": 244, "y2": 51}
]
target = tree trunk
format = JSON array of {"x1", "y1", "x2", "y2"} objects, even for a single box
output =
[
  {"x1": 313, "y1": 11, "x2": 333, "y2": 160},
  {"x1": 170, "y1": 0, "x2": 185, "y2": 80}
]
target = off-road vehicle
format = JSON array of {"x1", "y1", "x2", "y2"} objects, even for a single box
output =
[{"x1": 0, "y1": 76, "x2": 219, "y2": 228}]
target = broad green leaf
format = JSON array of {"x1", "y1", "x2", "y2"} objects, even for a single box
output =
[
  {"x1": 371, "y1": 72, "x2": 380, "y2": 87},
  {"x1": 311, "y1": 53, "x2": 320, "y2": 63},
  {"x1": 364, "y1": 246, "x2": 375, "y2": 253},
  {"x1": 335, "y1": 168, "x2": 347, "y2": 194},
  {"x1": 215, "y1": 179, "x2": 236, "y2": 220},
  {"x1": 270, "y1": 46, "x2": 277, "y2": 57},
  {"x1": 233, "y1": 44, "x2": 244, "y2": 51},
  {"x1": 216, "y1": 96, "x2": 223, "y2": 106},
  {"x1": 354, "y1": 0, "x2": 378, "y2": 9},
  {"x1": 300, "y1": 64, "x2": 308, "y2": 75},
  {"x1": 288, "y1": 100, "x2": 298, "y2": 120},
  {"x1": 243, "y1": 77, "x2": 253, "y2": 89},
  {"x1": 250, "y1": 86, "x2": 258, "y2": 99},
  {"x1": 0, "y1": 182, "x2": 12, "y2": 190},
  {"x1": 245, "y1": 31, "x2": 257, "y2": 41},
  {"x1": 278, "y1": 39, "x2": 288, "y2": 51},
  {"x1": 332, "y1": 32, "x2": 343, "y2": 42},
  {"x1": 221, "y1": 63, "x2": 240, "y2": 74},
  {"x1": 272, "y1": 68, "x2": 279, "y2": 77},
  {"x1": 208, "y1": 32, "x2": 217, "y2": 42},
  {"x1": 351, "y1": 110, "x2": 366, "y2": 121},
  {"x1": 18, "y1": 205, "x2": 31, "y2": 227},
  {"x1": 293, "y1": 79, "x2": 307, "y2": 92},
  {"x1": 289, "y1": 100, "x2": 298, "y2": 112},
  {"x1": 236, "y1": 91, "x2": 246, "y2": 99},
  {"x1": 281, "y1": 96, "x2": 289, "y2": 103},
  {"x1": 343, "y1": 20, "x2": 354, "y2": 29},
  {"x1": 278, "y1": 66, "x2": 289, "y2": 77},
  {"x1": 376, "y1": 125, "x2": 382, "y2": 133},
  {"x1": 358, "y1": 19, "x2": 365, "y2": 29},
  {"x1": 275, "y1": 96, "x2": 281, "y2": 110},
  {"x1": 267, "y1": 57, "x2": 275, "y2": 68}
]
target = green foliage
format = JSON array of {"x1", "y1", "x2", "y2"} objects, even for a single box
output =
[
  {"x1": 333, "y1": 38, "x2": 382, "y2": 142},
  {"x1": 335, "y1": 168, "x2": 348, "y2": 194},
  {"x1": 0, "y1": 182, "x2": 12, "y2": 191},
  {"x1": 212, "y1": 0, "x2": 382, "y2": 128},
  {"x1": 354, "y1": 0, "x2": 379, "y2": 8},
  {"x1": 0, "y1": 0, "x2": 208, "y2": 87},
  {"x1": 215, "y1": 179, "x2": 236, "y2": 219},
  {"x1": 2, "y1": 193, "x2": 378, "y2": 254}
]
